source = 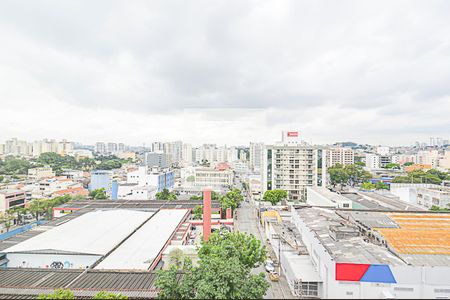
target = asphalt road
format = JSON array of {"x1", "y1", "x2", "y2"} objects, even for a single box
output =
[{"x1": 235, "y1": 201, "x2": 294, "y2": 299}]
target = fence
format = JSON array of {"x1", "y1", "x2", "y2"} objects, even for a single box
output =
[{"x1": 0, "y1": 220, "x2": 48, "y2": 241}]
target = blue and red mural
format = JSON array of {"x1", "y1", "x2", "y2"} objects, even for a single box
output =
[{"x1": 335, "y1": 263, "x2": 396, "y2": 283}]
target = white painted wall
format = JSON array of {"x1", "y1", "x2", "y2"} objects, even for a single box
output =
[
  {"x1": 290, "y1": 210, "x2": 450, "y2": 299},
  {"x1": 7, "y1": 253, "x2": 101, "y2": 269}
]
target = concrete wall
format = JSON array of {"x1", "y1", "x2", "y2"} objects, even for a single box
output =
[{"x1": 7, "y1": 253, "x2": 101, "y2": 269}]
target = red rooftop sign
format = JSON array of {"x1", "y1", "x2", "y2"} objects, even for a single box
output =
[{"x1": 287, "y1": 131, "x2": 299, "y2": 137}]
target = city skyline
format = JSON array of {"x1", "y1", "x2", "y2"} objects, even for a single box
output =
[
  {"x1": 0, "y1": 134, "x2": 448, "y2": 148},
  {"x1": 1, "y1": 1, "x2": 450, "y2": 146}
]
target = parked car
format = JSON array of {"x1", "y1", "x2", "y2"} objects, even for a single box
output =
[
  {"x1": 269, "y1": 271, "x2": 280, "y2": 282},
  {"x1": 265, "y1": 260, "x2": 275, "y2": 273}
]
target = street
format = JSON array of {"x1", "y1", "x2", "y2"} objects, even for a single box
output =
[{"x1": 235, "y1": 201, "x2": 293, "y2": 299}]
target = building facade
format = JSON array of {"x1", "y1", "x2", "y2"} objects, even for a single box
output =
[
  {"x1": 262, "y1": 143, "x2": 318, "y2": 201},
  {"x1": 327, "y1": 147, "x2": 354, "y2": 167}
]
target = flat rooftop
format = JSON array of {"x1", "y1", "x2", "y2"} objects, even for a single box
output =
[
  {"x1": 341, "y1": 191, "x2": 425, "y2": 211},
  {"x1": 297, "y1": 207, "x2": 450, "y2": 267},
  {"x1": 96, "y1": 209, "x2": 189, "y2": 270},
  {"x1": 296, "y1": 207, "x2": 406, "y2": 266},
  {"x1": 3, "y1": 210, "x2": 153, "y2": 256},
  {"x1": 308, "y1": 186, "x2": 351, "y2": 204}
]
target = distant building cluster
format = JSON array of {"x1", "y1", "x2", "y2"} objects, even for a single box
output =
[{"x1": 0, "y1": 138, "x2": 73, "y2": 157}]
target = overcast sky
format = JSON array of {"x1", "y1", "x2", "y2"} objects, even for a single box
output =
[{"x1": 0, "y1": 0, "x2": 449, "y2": 147}]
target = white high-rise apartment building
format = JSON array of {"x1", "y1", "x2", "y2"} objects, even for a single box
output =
[
  {"x1": 152, "y1": 142, "x2": 164, "y2": 152},
  {"x1": 107, "y1": 143, "x2": 118, "y2": 153},
  {"x1": 195, "y1": 144, "x2": 217, "y2": 163},
  {"x1": 57, "y1": 139, "x2": 73, "y2": 155},
  {"x1": 227, "y1": 146, "x2": 239, "y2": 162},
  {"x1": 5, "y1": 138, "x2": 30, "y2": 156},
  {"x1": 216, "y1": 146, "x2": 228, "y2": 163},
  {"x1": 327, "y1": 147, "x2": 354, "y2": 167},
  {"x1": 3, "y1": 138, "x2": 73, "y2": 157},
  {"x1": 249, "y1": 142, "x2": 264, "y2": 171},
  {"x1": 182, "y1": 143, "x2": 193, "y2": 164},
  {"x1": 365, "y1": 154, "x2": 380, "y2": 169},
  {"x1": 170, "y1": 141, "x2": 183, "y2": 164},
  {"x1": 95, "y1": 142, "x2": 106, "y2": 154},
  {"x1": 262, "y1": 132, "x2": 318, "y2": 201}
]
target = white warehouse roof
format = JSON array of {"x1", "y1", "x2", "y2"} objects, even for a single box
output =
[
  {"x1": 4, "y1": 210, "x2": 153, "y2": 256},
  {"x1": 96, "y1": 209, "x2": 189, "y2": 270}
]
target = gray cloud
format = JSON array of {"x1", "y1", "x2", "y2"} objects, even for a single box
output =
[{"x1": 0, "y1": 0, "x2": 449, "y2": 145}]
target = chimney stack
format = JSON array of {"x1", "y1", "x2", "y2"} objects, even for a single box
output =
[{"x1": 203, "y1": 189, "x2": 212, "y2": 241}]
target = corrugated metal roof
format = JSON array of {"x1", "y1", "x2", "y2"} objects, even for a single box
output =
[{"x1": 0, "y1": 269, "x2": 162, "y2": 299}]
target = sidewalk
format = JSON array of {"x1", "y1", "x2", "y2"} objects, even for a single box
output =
[{"x1": 235, "y1": 202, "x2": 294, "y2": 299}]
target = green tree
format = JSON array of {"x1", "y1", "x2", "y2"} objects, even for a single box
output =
[
  {"x1": 93, "y1": 291, "x2": 128, "y2": 299},
  {"x1": 262, "y1": 189, "x2": 287, "y2": 205},
  {"x1": 37, "y1": 289, "x2": 128, "y2": 299},
  {"x1": 155, "y1": 188, "x2": 177, "y2": 200},
  {"x1": 328, "y1": 164, "x2": 373, "y2": 188},
  {"x1": 328, "y1": 164, "x2": 350, "y2": 187},
  {"x1": 192, "y1": 205, "x2": 203, "y2": 220},
  {"x1": 38, "y1": 289, "x2": 74, "y2": 299},
  {"x1": 168, "y1": 248, "x2": 185, "y2": 268},
  {"x1": 375, "y1": 181, "x2": 389, "y2": 190},
  {"x1": 430, "y1": 205, "x2": 449, "y2": 212},
  {"x1": 198, "y1": 231, "x2": 266, "y2": 269},
  {"x1": 392, "y1": 169, "x2": 446, "y2": 185},
  {"x1": 29, "y1": 199, "x2": 46, "y2": 221},
  {"x1": 190, "y1": 191, "x2": 221, "y2": 201},
  {"x1": 156, "y1": 231, "x2": 269, "y2": 299},
  {"x1": 0, "y1": 175, "x2": 4, "y2": 182},
  {"x1": 383, "y1": 163, "x2": 400, "y2": 169},
  {"x1": 403, "y1": 162, "x2": 414, "y2": 166},
  {"x1": 89, "y1": 188, "x2": 108, "y2": 200},
  {"x1": 220, "y1": 189, "x2": 244, "y2": 211},
  {"x1": 361, "y1": 182, "x2": 375, "y2": 190},
  {"x1": 0, "y1": 156, "x2": 31, "y2": 175}
]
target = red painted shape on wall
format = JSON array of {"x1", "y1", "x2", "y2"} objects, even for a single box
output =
[{"x1": 335, "y1": 263, "x2": 370, "y2": 281}]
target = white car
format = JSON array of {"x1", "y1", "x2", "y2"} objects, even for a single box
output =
[{"x1": 265, "y1": 260, "x2": 275, "y2": 272}]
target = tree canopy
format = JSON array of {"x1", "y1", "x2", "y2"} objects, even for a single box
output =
[
  {"x1": 328, "y1": 164, "x2": 372, "y2": 188},
  {"x1": 262, "y1": 189, "x2": 288, "y2": 205},
  {"x1": 360, "y1": 182, "x2": 375, "y2": 190},
  {"x1": 0, "y1": 156, "x2": 31, "y2": 175},
  {"x1": 155, "y1": 188, "x2": 177, "y2": 200},
  {"x1": 383, "y1": 163, "x2": 400, "y2": 169},
  {"x1": 89, "y1": 188, "x2": 108, "y2": 199},
  {"x1": 392, "y1": 169, "x2": 450, "y2": 184},
  {"x1": 156, "y1": 231, "x2": 269, "y2": 299},
  {"x1": 219, "y1": 188, "x2": 244, "y2": 211},
  {"x1": 0, "y1": 153, "x2": 131, "y2": 177}
]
